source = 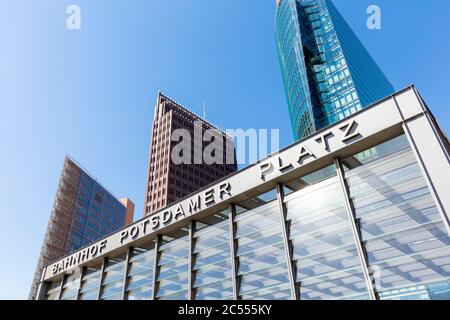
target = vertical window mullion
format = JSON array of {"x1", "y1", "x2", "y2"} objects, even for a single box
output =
[
  {"x1": 57, "y1": 275, "x2": 67, "y2": 300},
  {"x1": 334, "y1": 158, "x2": 378, "y2": 300},
  {"x1": 188, "y1": 221, "x2": 196, "y2": 300},
  {"x1": 276, "y1": 183, "x2": 299, "y2": 300},
  {"x1": 121, "y1": 247, "x2": 133, "y2": 300},
  {"x1": 228, "y1": 204, "x2": 239, "y2": 300},
  {"x1": 151, "y1": 236, "x2": 162, "y2": 300},
  {"x1": 76, "y1": 267, "x2": 85, "y2": 300},
  {"x1": 96, "y1": 257, "x2": 108, "y2": 300}
]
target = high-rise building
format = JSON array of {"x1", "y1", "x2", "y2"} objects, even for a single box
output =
[
  {"x1": 275, "y1": 0, "x2": 395, "y2": 140},
  {"x1": 144, "y1": 93, "x2": 237, "y2": 216},
  {"x1": 29, "y1": 156, "x2": 134, "y2": 300}
]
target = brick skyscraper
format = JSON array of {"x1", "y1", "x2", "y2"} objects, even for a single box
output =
[{"x1": 144, "y1": 93, "x2": 237, "y2": 216}]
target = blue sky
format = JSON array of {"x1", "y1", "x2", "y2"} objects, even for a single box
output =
[{"x1": 0, "y1": 0, "x2": 449, "y2": 299}]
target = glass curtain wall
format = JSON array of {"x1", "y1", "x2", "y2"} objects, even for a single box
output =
[
  {"x1": 344, "y1": 135, "x2": 450, "y2": 300},
  {"x1": 42, "y1": 135, "x2": 450, "y2": 301},
  {"x1": 193, "y1": 211, "x2": 233, "y2": 300},
  {"x1": 155, "y1": 229, "x2": 190, "y2": 300},
  {"x1": 60, "y1": 271, "x2": 81, "y2": 300},
  {"x1": 235, "y1": 190, "x2": 292, "y2": 300},
  {"x1": 285, "y1": 168, "x2": 370, "y2": 300},
  {"x1": 45, "y1": 279, "x2": 62, "y2": 300},
  {"x1": 125, "y1": 244, "x2": 155, "y2": 300},
  {"x1": 79, "y1": 265, "x2": 102, "y2": 300},
  {"x1": 100, "y1": 255, "x2": 126, "y2": 300}
]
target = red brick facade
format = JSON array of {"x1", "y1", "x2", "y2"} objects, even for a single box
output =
[{"x1": 144, "y1": 93, "x2": 237, "y2": 216}]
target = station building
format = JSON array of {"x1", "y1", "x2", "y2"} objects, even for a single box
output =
[{"x1": 37, "y1": 87, "x2": 450, "y2": 300}]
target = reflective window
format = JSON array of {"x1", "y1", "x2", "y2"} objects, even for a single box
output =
[
  {"x1": 79, "y1": 265, "x2": 102, "y2": 300},
  {"x1": 46, "y1": 280, "x2": 62, "y2": 300},
  {"x1": 235, "y1": 189, "x2": 291, "y2": 300},
  {"x1": 194, "y1": 211, "x2": 233, "y2": 300},
  {"x1": 60, "y1": 272, "x2": 81, "y2": 300},
  {"x1": 345, "y1": 135, "x2": 450, "y2": 300},
  {"x1": 156, "y1": 230, "x2": 189, "y2": 300},
  {"x1": 125, "y1": 244, "x2": 155, "y2": 300},
  {"x1": 100, "y1": 256, "x2": 126, "y2": 300},
  {"x1": 285, "y1": 174, "x2": 370, "y2": 300}
]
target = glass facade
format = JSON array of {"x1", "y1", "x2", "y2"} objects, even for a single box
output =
[
  {"x1": 155, "y1": 231, "x2": 190, "y2": 300},
  {"x1": 30, "y1": 156, "x2": 131, "y2": 300},
  {"x1": 125, "y1": 246, "x2": 155, "y2": 300},
  {"x1": 275, "y1": 0, "x2": 395, "y2": 140},
  {"x1": 70, "y1": 172, "x2": 127, "y2": 252},
  {"x1": 60, "y1": 272, "x2": 81, "y2": 300},
  {"x1": 79, "y1": 266, "x2": 102, "y2": 300},
  {"x1": 194, "y1": 212, "x2": 233, "y2": 300},
  {"x1": 45, "y1": 280, "x2": 62, "y2": 301},
  {"x1": 100, "y1": 256, "x2": 127, "y2": 300},
  {"x1": 235, "y1": 191, "x2": 291, "y2": 300},
  {"x1": 41, "y1": 133, "x2": 450, "y2": 300},
  {"x1": 344, "y1": 136, "x2": 450, "y2": 300},
  {"x1": 285, "y1": 174, "x2": 370, "y2": 300}
]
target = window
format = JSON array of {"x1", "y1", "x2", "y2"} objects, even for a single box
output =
[
  {"x1": 285, "y1": 175, "x2": 370, "y2": 300},
  {"x1": 79, "y1": 266, "x2": 102, "y2": 300},
  {"x1": 126, "y1": 244, "x2": 155, "y2": 300},
  {"x1": 100, "y1": 256, "x2": 126, "y2": 300},
  {"x1": 60, "y1": 272, "x2": 81, "y2": 300},
  {"x1": 155, "y1": 230, "x2": 189, "y2": 300},
  {"x1": 234, "y1": 189, "x2": 291, "y2": 300},
  {"x1": 95, "y1": 193, "x2": 103, "y2": 204},
  {"x1": 344, "y1": 135, "x2": 450, "y2": 300},
  {"x1": 194, "y1": 211, "x2": 233, "y2": 300},
  {"x1": 46, "y1": 280, "x2": 62, "y2": 300}
]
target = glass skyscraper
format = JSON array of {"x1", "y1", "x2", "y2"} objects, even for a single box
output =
[{"x1": 275, "y1": 0, "x2": 395, "y2": 140}]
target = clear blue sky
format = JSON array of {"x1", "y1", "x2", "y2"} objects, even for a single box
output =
[{"x1": 0, "y1": 0, "x2": 449, "y2": 300}]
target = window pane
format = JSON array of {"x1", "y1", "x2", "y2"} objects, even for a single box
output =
[
  {"x1": 156, "y1": 230, "x2": 189, "y2": 300},
  {"x1": 286, "y1": 177, "x2": 370, "y2": 300},
  {"x1": 101, "y1": 257, "x2": 126, "y2": 300},
  {"x1": 61, "y1": 272, "x2": 81, "y2": 300},
  {"x1": 236, "y1": 193, "x2": 291, "y2": 300},
  {"x1": 79, "y1": 265, "x2": 102, "y2": 300},
  {"x1": 345, "y1": 135, "x2": 450, "y2": 300},
  {"x1": 194, "y1": 212, "x2": 232, "y2": 300},
  {"x1": 46, "y1": 280, "x2": 62, "y2": 300},
  {"x1": 126, "y1": 245, "x2": 155, "y2": 300}
]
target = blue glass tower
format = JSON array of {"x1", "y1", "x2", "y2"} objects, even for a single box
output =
[{"x1": 275, "y1": 0, "x2": 395, "y2": 140}]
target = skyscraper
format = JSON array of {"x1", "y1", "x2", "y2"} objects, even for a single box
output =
[
  {"x1": 29, "y1": 156, "x2": 134, "y2": 300},
  {"x1": 275, "y1": 0, "x2": 395, "y2": 140},
  {"x1": 144, "y1": 92, "x2": 237, "y2": 216}
]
